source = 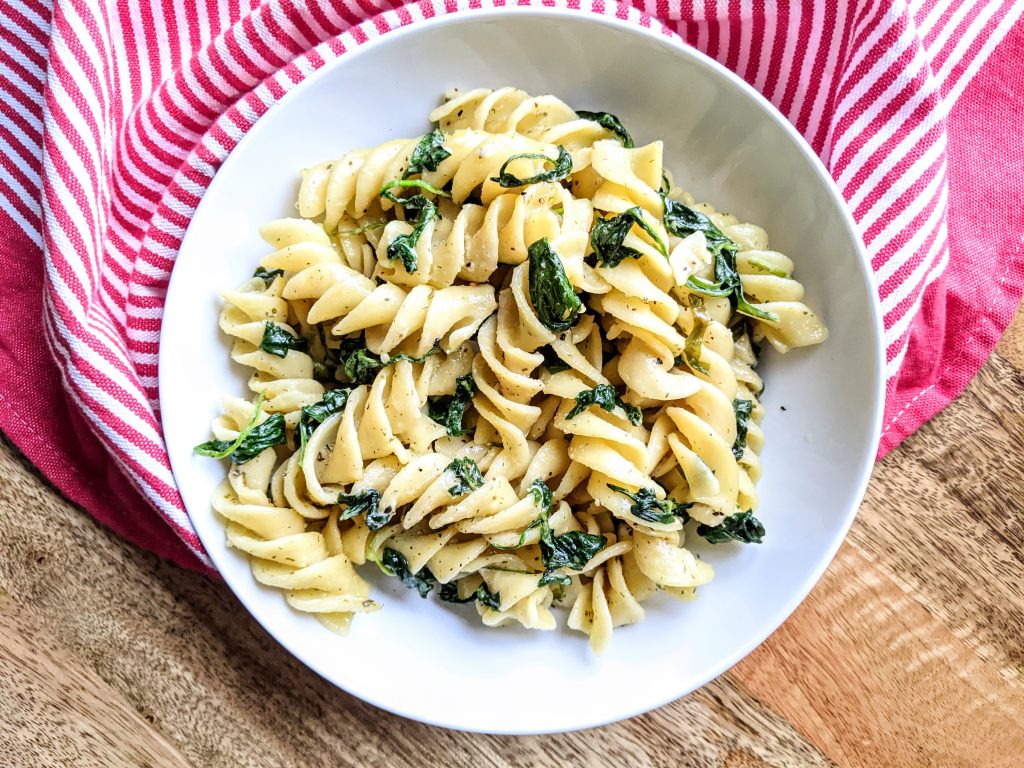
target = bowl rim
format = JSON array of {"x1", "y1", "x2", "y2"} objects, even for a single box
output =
[{"x1": 160, "y1": 2, "x2": 885, "y2": 734}]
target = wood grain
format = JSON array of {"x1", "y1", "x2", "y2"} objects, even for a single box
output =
[
  {"x1": 0, "y1": 592, "x2": 189, "y2": 768},
  {"x1": 0, "y1": 309, "x2": 1021, "y2": 767}
]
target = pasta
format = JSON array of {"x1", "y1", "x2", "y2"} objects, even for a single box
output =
[{"x1": 196, "y1": 87, "x2": 827, "y2": 651}]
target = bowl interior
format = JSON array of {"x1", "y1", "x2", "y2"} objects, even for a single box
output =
[{"x1": 160, "y1": 8, "x2": 882, "y2": 734}]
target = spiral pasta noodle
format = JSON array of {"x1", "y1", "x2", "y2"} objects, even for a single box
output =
[{"x1": 196, "y1": 87, "x2": 827, "y2": 651}]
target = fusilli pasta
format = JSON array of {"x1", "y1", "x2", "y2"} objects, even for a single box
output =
[{"x1": 195, "y1": 88, "x2": 827, "y2": 651}]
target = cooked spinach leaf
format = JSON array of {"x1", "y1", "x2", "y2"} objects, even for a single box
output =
[
  {"x1": 491, "y1": 146, "x2": 572, "y2": 188},
  {"x1": 732, "y1": 398, "x2": 753, "y2": 461},
  {"x1": 660, "y1": 171, "x2": 672, "y2": 195},
  {"x1": 438, "y1": 581, "x2": 501, "y2": 610},
  {"x1": 527, "y1": 237, "x2": 584, "y2": 332},
  {"x1": 339, "y1": 344, "x2": 383, "y2": 385},
  {"x1": 575, "y1": 110, "x2": 634, "y2": 148},
  {"x1": 697, "y1": 510, "x2": 765, "y2": 544},
  {"x1": 589, "y1": 206, "x2": 668, "y2": 268},
  {"x1": 663, "y1": 197, "x2": 736, "y2": 253},
  {"x1": 386, "y1": 201, "x2": 433, "y2": 273},
  {"x1": 445, "y1": 456, "x2": 484, "y2": 497},
  {"x1": 404, "y1": 128, "x2": 450, "y2": 177},
  {"x1": 253, "y1": 266, "x2": 283, "y2": 285},
  {"x1": 528, "y1": 478, "x2": 553, "y2": 512},
  {"x1": 539, "y1": 345, "x2": 570, "y2": 374},
  {"x1": 490, "y1": 518, "x2": 542, "y2": 551},
  {"x1": 427, "y1": 374, "x2": 476, "y2": 436},
  {"x1": 259, "y1": 321, "x2": 308, "y2": 358},
  {"x1": 530, "y1": 478, "x2": 607, "y2": 586},
  {"x1": 539, "y1": 527, "x2": 606, "y2": 586},
  {"x1": 607, "y1": 484, "x2": 692, "y2": 525},
  {"x1": 538, "y1": 570, "x2": 572, "y2": 588},
  {"x1": 380, "y1": 548, "x2": 436, "y2": 597},
  {"x1": 310, "y1": 324, "x2": 342, "y2": 383},
  {"x1": 297, "y1": 388, "x2": 350, "y2": 459},
  {"x1": 338, "y1": 489, "x2": 391, "y2": 529},
  {"x1": 565, "y1": 384, "x2": 642, "y2": 426},
  {"x1": 338, "y1": 339, "x2": 441, "y2": 385},
  {"x1": 193, "y1": 393, "x2": 285, "y2": 465},
  {"x1": 662, "y1": 197, "x2": 779, "y2": 323},
  {"x1": 684, "y1": 295, "x2": 711, "y2": 376},
  {"x1": 379, "y1": 178, "x2": 450, "y2": 205},
  {"x1": 746, "y1": 256, "x2": 788, "y2": 277},
  {"x1": 378, "y1": 179, "x2": 449, "y2": 274}
]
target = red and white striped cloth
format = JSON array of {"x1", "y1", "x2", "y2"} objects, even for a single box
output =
[{"x1": 0, "y1": 0, "x2": 1021, "y2": 571}]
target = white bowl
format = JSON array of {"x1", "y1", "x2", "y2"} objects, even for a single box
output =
[{"x1": 160, "y1": 6, "x2": 883, "y2": 734}]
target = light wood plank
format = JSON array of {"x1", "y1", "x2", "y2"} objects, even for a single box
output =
[
  {"x1": 0, "y1": 591, "x2": 191, "y2": 768},
  {"x1": 733, "y1": 542, "x2": 1024, "y2": 768}
]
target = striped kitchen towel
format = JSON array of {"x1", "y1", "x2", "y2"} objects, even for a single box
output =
[{"x1": 0, "y1": 0, "x2": 1021, "y2": 571}]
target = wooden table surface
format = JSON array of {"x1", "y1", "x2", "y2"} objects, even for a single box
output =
[{"x1": 1, "y1": 312, "x2": 1023, "y2": 768}]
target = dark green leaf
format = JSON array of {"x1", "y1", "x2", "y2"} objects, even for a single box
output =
[
  {"x1": 735, "y1": 290, "x2": 779, "y2": 323},
  {"x1": 527, "y1": 238, "x2": 584, "y2": 332},
  {"x1": 530, "y1": 478, "x2": 606, "y2": 585},
  {"x1": 378, "y1": 180, "x2": 448, "y2": 274},
  {"x1": 491, "y1": 145, "x2": 572, "y2": 188},
  {"x1": 438, "y1": 581, "x2": 501, "y2": 610},
  {"x1": 193, "y1": 393, "x2": 285, "y2": 465},
  {"x1": 338, "y1": 489, "x2": 390, "y2": 530},
  {"x1": 338, "y1": 339, "x2": 440, "y2": 385},
  {"x1": 684, "y1": 295, "x2": 711, "y2": 376},
  {"x1": 380, "y1": 548, "x2": 436, "y2": 597},
  {"x1": 427, "y1": 374, "x2": 476, "y2": 436},
  {"x1": 340, "y1": 347, "x2": 383, "y2": 385},
  {"x1": 663, "y1": 197, "x2": 780, "y2": 323},
  {"x1": 445, "y1": 457, "x2": 484, "y2": 497},
  {"x1": 538, "y1": 570, "x2": 572, "y2": 587},
  {"x1": 310, "y1": 324, "x2": 341, "y2": 383},
  {"x1": 528, "y1": 478, "x2": 553, "y2": 513},
  {"x1": 746, "y1": 256, "x2": 788, "y2": 278},
  {"x1": 539, "y1": 345, "x2": 570, "y2": 374},
  {"x1": 385, "y1": 199, "x2": 435, "y2": 273},
  {"x1": 379, "y1": 178, "x2": 450, "y2": 205},
  {"x1": 607, "y1": 484, "x2": 692, "y2": 525},
  {"x1": 697, "y1": 510, "x2": 765, "y2": 544},
  {"x1": 732, "y1": 398, "x2": 754, "y2": 461},
  {"x1": 404, "y1": 128, "x2": 451, "y2": 176},
  {"x1": 259, "y1": 321, "x2": 308, "y2": 358},
  {"x1": 490, "y1": 518, "x2": 541, "y2": 551},
  {"x1": 565, "y1": 384, "x2": 642, "y2": 426},
  {"x1": 297, "y1": 388, "x2": 350, "y2": 459},
  {"x1": 589, "y1": 206, "x2": 668, "y2": 268},
  {"x1": 663, "y1": 197, "x2": 736, "y2": 253},
  {"x1": 575, "y1": 110, "x2": 634, "y2": 148},
  {"x1": 685, "y1": 269, "x2": 733, "y2": 298},
  {"x1": 540, "y1": 530, "x2": 606, "y2": 576},
  {"x1": 253, "y1": 266, "x2": 283, "y2": 285}
]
